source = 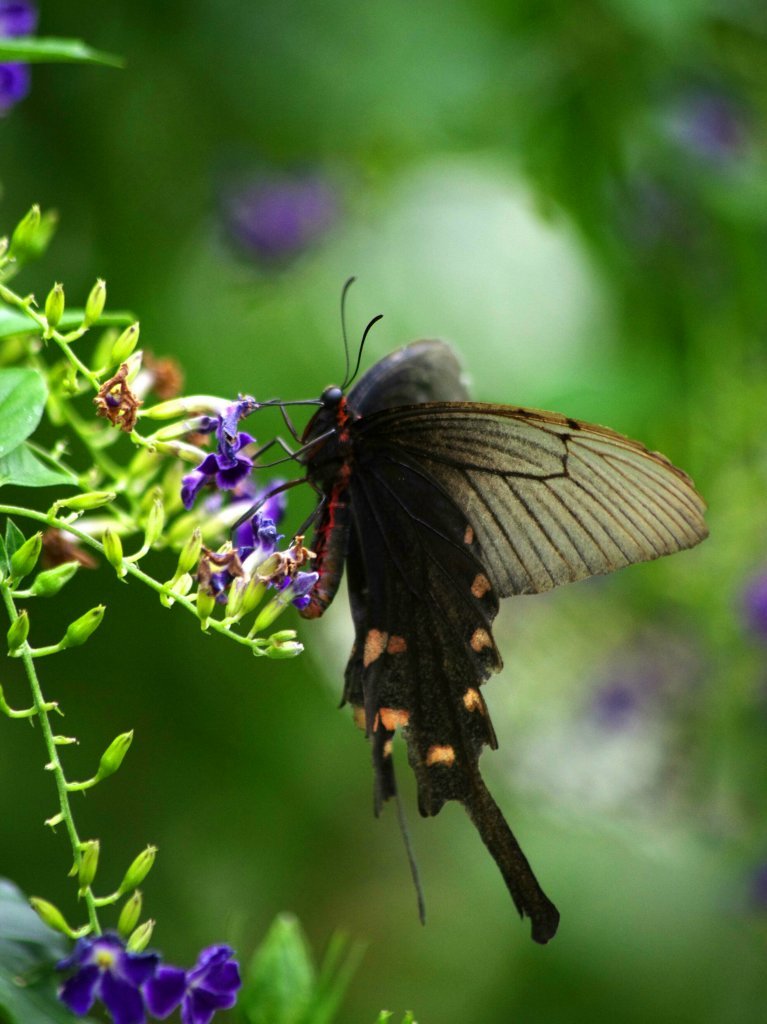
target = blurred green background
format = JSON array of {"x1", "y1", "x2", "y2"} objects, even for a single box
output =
[{"x1": 3, "y1": 1, "x2": 767, "y2": 1021}]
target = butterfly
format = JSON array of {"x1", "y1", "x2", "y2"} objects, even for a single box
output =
[{"x1": 260, "y1": 331, "x2": 708, "y2": 944}]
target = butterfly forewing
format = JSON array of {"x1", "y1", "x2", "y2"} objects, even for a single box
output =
[{"x1": 355, "y1": 402, "x2": 708, "y2": 596}]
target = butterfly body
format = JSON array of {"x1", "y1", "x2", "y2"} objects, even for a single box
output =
[{"x1": 294, "y1": 340, "x2": 707, "y2": 944}]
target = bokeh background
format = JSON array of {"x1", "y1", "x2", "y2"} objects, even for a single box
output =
[{"x1": 2, "y1": 1, "x2": 767, "y2": 1021}]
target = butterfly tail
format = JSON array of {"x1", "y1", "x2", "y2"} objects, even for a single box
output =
[{"x1": 463, "y1": 771, "x2": 560, "y2": 944}]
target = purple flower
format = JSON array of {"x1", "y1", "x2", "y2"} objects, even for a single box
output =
[
  {"x1": 222, "y1": 170, "x2": 337, "y2": 265},
  {"x1": 181, "y1": 398, "x2": 257, "y2": 510},
  {"x1": 743, "y1": 572, "x2": 767, "y2": 639},
  {"x1": 668, "y1": 91, "x2": 747, "y2": 164},
  {"x1": 0, "y1": 0, "x2": 37, "y2": 115},
  {"x1": 58, "y1": 934, "x2": 159, "y2": 1024},
  {"x1": 144, "y1": 944, "x2": 241, "y2": 1024},
  {"x1": 279, "y1": 569, "x2": 319, "y2": 612}
]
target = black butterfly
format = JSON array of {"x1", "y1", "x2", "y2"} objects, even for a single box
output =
[{"x1": 264, "y1": 333, "x2": 707, "y2": 944}]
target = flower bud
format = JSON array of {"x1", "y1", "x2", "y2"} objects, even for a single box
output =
[
  {"x1": 142, "y1": 395, "x2": 231, "y2": 420},
  {"x1": 77, "y1": 840, "x2": 100, "y2": 891},
  {"x1": 266, "y1": 637, "x2": 303, "y2": 659},
  {"x1": 0, "y1": 236, "x2": 8, "y2": 260},
  {"x1": 55, "y1": 490, "x2": 117, "y2": 512},
  {"x1": 117, "y1": 890, "x2": 143, "y2": 937},
  {"x1": 83, "y1": 278, "x2": 106, "y2": 327},
  {"x1": 196, "y1": 588, "x2": 216, "y2": 624},
  {"x1": 123, "y1": 350, "x2": 143, "y2": 384},
  {"x1": 29, "y1": 561, "x2": 79, "y2": 597},
  {"x1": 9, "y1": 204, "x2": 41, "y2": 258},
  {"x1": 110, "y1": 322, "x2": 140, "y2": 365},
  {"x1": 7, "y1": 610, "x2": 29, "y2": 654},
  {"x1": 62, "y1": 606, "x2": 105, "y2": 648},
  {"x1": 10, "y1": 532, "x2": 42, "y2": 582},
  {"x1": 29, "y1": 897, "x2": 71, "y2": 936},
  {"x1": 240, "y1": 576, "x2": 267, "y2": 617},
  {"x1": 44, "y1": 283, "x2": 65, "y2": 330},
  {"x1": 153, "y1": 439, "x2": 209, "y2": 464},
  {"x1": 95, "y1": 730, "x2": 133, "y2": 781},
  {"x1": 102, "y1": 529, "x2": 124, "y2": 575},
  {"x1": 126, "y1": 919, "x2": 155, "y2": 953},
  {"x1": 117, "y1": 846, "x2": 157, "y2": 895},
  {"x1": 143, "y1": 494, "x2": 165, "y2": 549},
  {"x1": 176, "y1": 528, "x2": 203, "y2": 577}
]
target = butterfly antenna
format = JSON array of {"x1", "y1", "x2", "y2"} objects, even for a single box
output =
[
  {"x1": 346, "y1": 313, "x2": 383, "y2": 390},
  {"x1": 340, "y1": 276, "x2": 357, "y2": 389},
  {"x1": 394, "y1": 789, "x2": 427, "y2": 925}
]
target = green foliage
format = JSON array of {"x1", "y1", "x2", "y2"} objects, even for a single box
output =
[
  {"x1": 238, "y1": 914, "x2": 364, "y2": 1024},
  {"x1": 0, "y1": 880, "x2": 96, "y2": 1024},
  {"x1": 0, "y1": 37, "x2": 122, "y2": 67}
]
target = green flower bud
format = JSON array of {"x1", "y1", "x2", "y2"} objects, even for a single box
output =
[
  {"x1": 123, "y1": 350, "x2": 143, "y2": 384},
  {"x1": 240, "y1": 577, "x2": 267, "y2": 617},
  {"x1": 29, "y1": 561, "x2": 79, "y2": 597},
  {"x1": 83, "y1": 278, "x2": 106, "y2": 327},
  {"x1": 9, "y1": 531, "x2": 42, "y2": 582},
  {"x1": 29, "y1": 897, "x2": 72, "y2": 936},
  {"x1": 126, "y1": 919, "x2": 155, "y2": 953},
  {"x1": 196, "y1": 588, "x2": 216, "y2": 624},
  {"x1": 9, "y1": 204, "x2": 41, "y2": 258},
  {"x1": 118, "y1": 846, "x2": 157, "y2": 895},
  {"x1": 143, "y1": 495, "x2": 165, "y2": 549},
  {"x1": 44, "y1": 282, "x2": 65, "y2": 330},
  {"x1": 91, "y1": 327, "x2": 119, "y2": 373},
  {"x1": 176, "y1": 528, "x2": 202, "y2": 577},
  {"x1": 55, "y1": 490, "x2": 117, "y2": 512},
  {"x1": 110, "y1": 322, "x2": 140, "y2": 365},
  {"x1": 7, "y1": 610, "x2": 29, "y2": 654},
  {"x1": 142, "y1": 395, "x2": 230, "y2": 420},
  {"x1": 95, "y1": 730, "x2": 133, "y2": 781},
  {"x1": 102, "y1": 529, "x2": 125, "y2": 575},
  {"x1": 266, "y1": 638, "x2": 304, "y2": 659},
  {"x1": 77, "y1": 840, "x2": 100, "y2": 891},
  {"x1": 117, "y1": 890, "x2": 143, "y2": 937},
  {"x1": 252, "y1": 594, "x2": 290, "y2": 633},
  {"x1": 0, "y1": 236, "x2": 8, "y2": 260},
  {"x1": 153, "y1": 439, "x2": 209, "y2": 464},
  {"x1": 62, "y1": 605, "x2": 105, "y2": 649}
]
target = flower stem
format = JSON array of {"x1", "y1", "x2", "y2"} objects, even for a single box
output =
[{"x1": 0, "y1": 585, "x2": 101, "y2": 935}]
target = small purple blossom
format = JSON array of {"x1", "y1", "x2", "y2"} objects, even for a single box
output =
[
  {"x1": 668, "y1": 91, "x2": 748, "y2": 164},
  {"x1": 0, "y1": 0, "x2": 36, "y2": 115},
  {"x1": 144, "y1": 944, "x2": 241, "y2": 1024},
  {"x1": 181, "y1": 398, "x2": 257, "y2": 510},
  {"x1": 743, "y1": 572, "x2": 767, "y2": 639},
  {"x1": 222, "y1": 170, "x2": 338, "y2": 265},
  {"x1": 278, "y1": 569, "x2": 319, "y2": 611},
  {"x1": 58, "y1": 934, "x2": 159, "y2": 1024}
]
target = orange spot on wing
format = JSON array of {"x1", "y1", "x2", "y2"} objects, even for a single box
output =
[
  {"x1": 363, "y1": 629, "x2": 388, "y2": 667},
  {"x1": 471, "y1": 574, "x2": 491, "y2": 599},
  {"x1": 463, "y1": 688, "x2": 483, "y2": 712},
  {"x1": 470, "y1": 628, "x2": 492, "y2": 652},
  {"x1": 383, "y1": 738, "x2": 393, "y2": 758},
  {"x1": 351, "y1": 705, "x2": 367, "y2": 730},
  {"x1": 426, "y1": 744, "x2": 456, "y2": 767},
  {"x1": 386, "y1": 634, "x2": 407, "y2": 654},
  {"x1": 464, "y1": 525, "x2": 474, "y2": 545},
  {"x1": 379, "y1": 707, "x2": 410, "y2": 730}
]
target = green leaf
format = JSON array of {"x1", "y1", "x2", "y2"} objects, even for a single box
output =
[
  {"x1": 239, "y1": 914, "x2": 315, "y2": 1024},
  {"x1": 0, "y1": 369, "x2": 46, "y2": 457},
  {"x1": 0, "y1": 534, "x2": 8, "y2": 576},
  {"x1": 0, "y1": 444, "x2": 77, "y2": 488},
  {"x1": 0, "y1": 37, "x2": 123, "y2": 67},
  {"x1": 4, "y1": 519, "x2": 25, "y2": 559},
  {"x1": 0, "y1": 307, "x2": 135, "y2": 339},
  {"x1": 0, "y1": 878, "x2": 96, "y2": 1024}
]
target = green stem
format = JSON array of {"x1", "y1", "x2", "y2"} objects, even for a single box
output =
[
  {"x1": 0, "y1": 504, "x2": 268, "y2": 653},
  {"x1": 0, "y1": 585, "x2": 101, "y2": 935},
  {"x1": 0, "y1": 282, "x2": 101, "y2": 389}
]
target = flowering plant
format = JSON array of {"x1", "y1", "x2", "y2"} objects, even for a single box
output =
[{"x1": 0, "y1": 203, "x2": 404, "y2": 1023}]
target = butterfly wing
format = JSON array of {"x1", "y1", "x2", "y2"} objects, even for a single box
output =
[
  {"x1": 342, "y1": 448, "x2": 560, "y2": 943},
  {"x1": 347, "y1": 339, "x2": 469, "y2": 414},
  {"x1": 354, "y1": 402, "x2": 708, "y2": 596}
]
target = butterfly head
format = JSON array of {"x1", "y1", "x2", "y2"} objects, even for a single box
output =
[{"x1": 320, "y1": 385, "x2": 344, "y2": 409}]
